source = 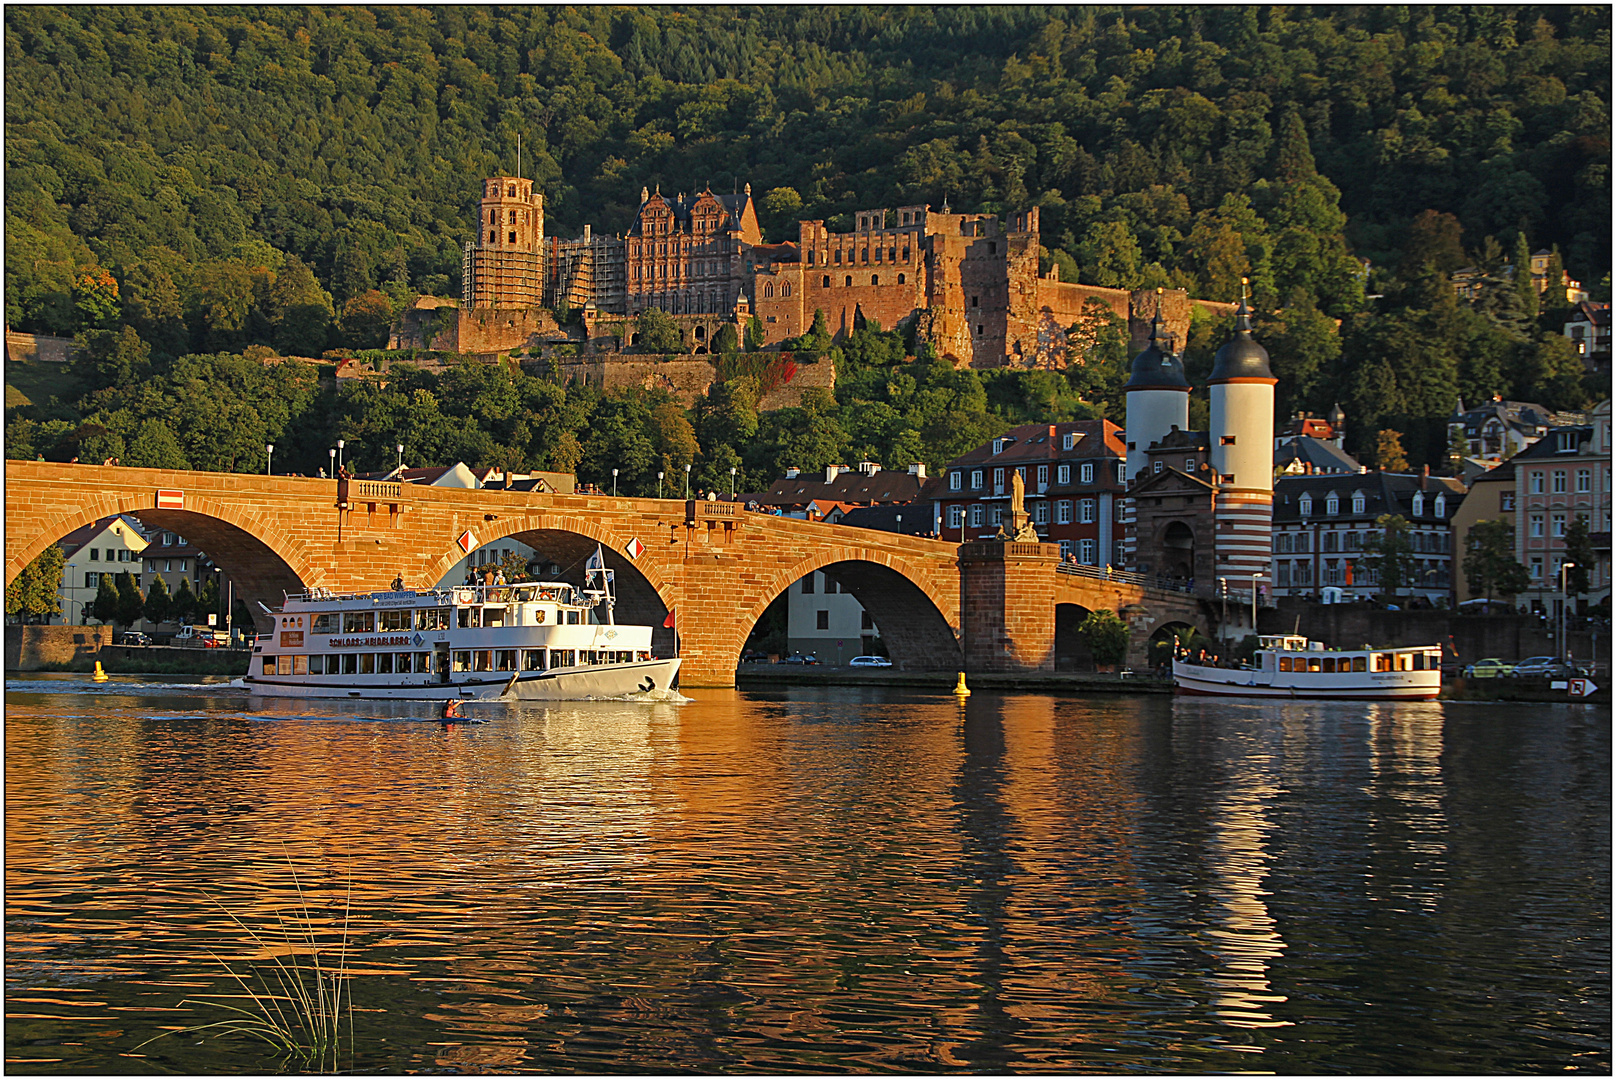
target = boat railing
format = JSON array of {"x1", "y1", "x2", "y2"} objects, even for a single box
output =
[{"x1": 284, "y1": 581, "x2": 589, "y2": 607}]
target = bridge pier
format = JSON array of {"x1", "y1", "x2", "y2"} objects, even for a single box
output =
[{"x1": 959, "y1": 540, "x2": 1061, "y2": 673}]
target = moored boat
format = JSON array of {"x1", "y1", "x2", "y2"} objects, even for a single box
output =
[
  {"x1": 1173, "y1": 634, "x2": 1441, "y2": 700},
  {"x1": 234, "y1": 560, "x2": 679, "y2": 701}
]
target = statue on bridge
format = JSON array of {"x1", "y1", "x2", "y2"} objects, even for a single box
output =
[{"x1": 996, "y1": 469, "x2": 1041, "y2": 543}]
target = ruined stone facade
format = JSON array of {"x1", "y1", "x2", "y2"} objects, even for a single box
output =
[{"x1": 460, "y1": 174, "x2": 1232, "y2": 369}]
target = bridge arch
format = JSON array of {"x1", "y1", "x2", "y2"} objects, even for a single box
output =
[
  {"x1": 738, "y1": 549, "x2": 960, "y2": 672},
  {"x1": 1053, "y1": 601, "x2": 1095, "y2": 671}
]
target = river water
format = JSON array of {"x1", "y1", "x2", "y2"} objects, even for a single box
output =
[{"x1": 4, "y1": 675, "x2": 1609, "y2": 1074}]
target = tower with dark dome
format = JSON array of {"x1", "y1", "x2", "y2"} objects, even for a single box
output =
[
  {"x1": 1121, "y1": 293, "x2": 1191, "y2": 567},
  {"x1": 1206, "y1": 279, "x2": 1277, "y2": 582}
]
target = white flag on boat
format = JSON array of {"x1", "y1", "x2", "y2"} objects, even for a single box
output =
[{"x1": 585, "y1": 545, "x2": 605, "y2": 582}]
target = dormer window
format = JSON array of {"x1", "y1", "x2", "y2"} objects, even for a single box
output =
[
  {"x1": 992, "y1": 438, "x2": 1006, "y2": 455},
  {"x1": 1325, "y1": 492, "x2": 1339, "y2": 515},
  {"x1": 1062, "y1": 433, "x2": 1076, "y2": 451},
  {"x1": 1353, "y1": 491, "x2": 1366, "y2": 514},
  {"x1": 950, "y1": 471, "x2": 961, "y2": 491},
  {"x1": 1557, "y1": 430, "x2": 1578, "y2": 452},
  {"x1": 1300, "y1": 494, "x2": 1313, "y2": 517},
  {"x1": 970, "y1": 469, "x2": 983, "y2": 489},
  {"x1": 1080, "y1": 462, "x2": 1094, "y2": 484},
  {"x1": 1434, "y1": 493, "x2": 1446, "y2": 517},
  {"x1": 1411, "y1": 492, "x2": 1423, "y2": 516}
]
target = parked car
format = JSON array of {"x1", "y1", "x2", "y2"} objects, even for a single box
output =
[
  {"x1": 739, "y1": 650, "x2": 770, "y2": 664},
  {"x1": 117, "y1": 631, "x2": 151, "y2": 647},
  {"x1": 1509, "y1": 656, "x2": 1563, "y2": 677},
  {"x1": 780, "y1": 653, "x2": 820, "y2": 665},
  {"x1": 848, "y1": 655, "x2": 892, "y2": 668},
  {"x1": 173, "y1": 625, "x2": 231, "y2": 648},
  {"x1": 1464, "y1": 658, "x2": 1514, "y2": 678}
]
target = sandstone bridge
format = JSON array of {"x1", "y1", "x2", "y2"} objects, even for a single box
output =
[{"x1": 6, "y1": 462, "x2": 1213, "y2": 687}]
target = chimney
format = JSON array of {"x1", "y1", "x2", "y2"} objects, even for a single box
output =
[
  {"x1": 784, "y1": 467, "x2": 800, "y2": 480},
  {"x1": 907, "y1": 463, "x2": 927, "y2": 478},
  {"x1": 858, "y1": 461, "x2": 880, "y2": 476},
  {"x1": 1421, "y1": 464, "x2": 1429, "y2": 490},
  {"x1": 825, "y1": 464, "x2": 845, "y2": 483},
  {"x1": 1304, "y1": 461, "x2": 1313, "y2": 475},
  {"x1": 583, "y1": 224, "x2": 591, "y2": 242}
]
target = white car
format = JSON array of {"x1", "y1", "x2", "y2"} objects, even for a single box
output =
[{"x1": 848, "y1": 655, "x2": 892, "y2": 668}]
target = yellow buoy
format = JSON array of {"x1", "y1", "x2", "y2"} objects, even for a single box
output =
[
  {"x1": 952, "y1": 671, "x2": 971, "y2": 697},
  {"x1": 91, "y1": 660, "x2": 109, "y2": 682}
]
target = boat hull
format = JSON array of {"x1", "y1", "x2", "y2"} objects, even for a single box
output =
[
  {"x1": 1173, "y1": 662, "x2": 1439, "y2": 701},
  {"x1": 235, "y1": 658, "x2": 681, "y2": 701}
]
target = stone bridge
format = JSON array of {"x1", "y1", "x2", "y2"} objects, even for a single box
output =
[{"x1": 5, "y1": 462, "x2": 1210, "y2": 686}]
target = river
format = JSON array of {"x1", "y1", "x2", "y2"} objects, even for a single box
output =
[{"x1": 5, "y1": 675, "x2": 1609, "y2": 1074}]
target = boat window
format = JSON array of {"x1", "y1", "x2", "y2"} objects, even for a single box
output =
[
  {"x1": 1413, "y1": 653, "x2": 1426, "y2": 670},
  {"x1": 358, "y1": 654, "x2": 376, "y2": 674},
  {"x1": 415, "y1": 608, "x2": 449, "y2": 631},
  {"x1": 1352, "y1": 656, "x2": 1367, "y2": 672},
  {"x1": 380, "y1": 609, "x2": 410, "y2": 631},
  {"x1": 523, "y1": 649, "x2": 546, "y2": 670},
  {"x1": 308, "y1": 654, "x2": 324, "y2": 674},
  {"x1": 340, "y1": 654, "x2": 358, "y2": 675},
  {"x1": 396, "y1": 653, "x2": 412, "y2": 673},
  {"x1": 1279, "y1": 656, "x2": 1292, "y2": 671},
  {"x1": 377, "y1": 653, "x2": 394, "y2": 674},
  {"x1": 1428, "y1": 652, "x2": 1442, "y2": 668},
  {"x1": 262, "y1": 657, "x2": 276, "y2": 675},
  {"x1": 553, "y1": 649, "x2": 575, "y2": 668},
  {"x1": 484, "y1": 607, "x2": 506, "y2": 627},
  {"x1": 1322, "y1": 657, "x2": 1336, "y2": 673},
  {"x1": 458, "y1": 607, "x2": 482, "y2": 629},
  {"x1": 473, "y1": 650, "x2": 493, "y2": 672},
  {"x1": 416, "y1": 652, "x2": 432, "y2": 672},
  {"x1": 1308, "y1": 658, "x2": 1322, "y2": 672},
  {"x1": 311, "y1": 614, "x2": 335, "y2": 634},
  {"x1": 344, "y1": 612, "x2": 373, "y2": 633},
  {"x1": 496, "y1": 650, "x2": 517, "y2": 671},
  {"x1": 566, "y1": 610, "x2": 582, "y2": 625},
  {"x1": 452, "y1": 651, "x2": 471, "y2": 672},
  {"x1": 293, "y1": 655, "x2": 308, "y2": 675}
]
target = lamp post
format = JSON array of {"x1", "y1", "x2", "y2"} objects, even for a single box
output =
[
  {"x1": 396, "y1": 443, "x2": 404, "y2": 473},
  {"x1": 265, "y1": 443, "x2": 274, "y2": 475},
  {"x1": 730, "y1": 466, "x2": 737, "y2": 498},
  {"x1": 328, "y1": 447, "x2": 336, "y2": 478},
  {"x1": 337, "y1": 439, "x2": 345, "y2": 472},
  {"x1": 684, "y1": 463, "x2": 692, "y2": 500},
  {"x1": 612, "y1": 468, "x2": 619, "y2": 497},
  {"x1": 1561, "y1": 561, "x2": 1576, "y2": 659},
  {"x1": 657, "y1": 470, "x2": 665, "y2": 499},
  {"x1": 1251, "y1": 572, "x2": 1259, "y2": 634}
]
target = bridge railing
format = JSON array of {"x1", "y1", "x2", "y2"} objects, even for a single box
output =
[{"x1": 1056, "y1": 562, "x2": 1187, "y2": 591}]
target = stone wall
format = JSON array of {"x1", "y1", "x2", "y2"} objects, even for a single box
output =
[
  {"x1": 545, "y1": 352, "x2": 837, "y2": 410},
  {"x1": 5, "y1": 624, "x2": 115, "y2": 670},
  {"x1": 5, "y1": 330, "x2": 79, "y2": 365}
]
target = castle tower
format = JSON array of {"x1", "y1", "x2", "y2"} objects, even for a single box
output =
[
  {"x1": 1207, "y1": 279, "x2": 1277, "y2": 584},
  {"x1": 1120, "y1": 296, "x2": 1191, "y2": 567},
  {"x1": 463, "y1": 176, "x2": 544, "y2": 309}
]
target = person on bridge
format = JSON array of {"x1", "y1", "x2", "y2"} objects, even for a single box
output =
[{"x1": 391, "y1": 573, "x2": 405, "y2": 591}]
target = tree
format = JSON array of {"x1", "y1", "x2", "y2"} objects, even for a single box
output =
[
  {"x1": 339, "y1": 289, "x2": 395, "y2": 349},
  {"x1": 143, "y1": 573, "x2": 173, "y2": 627},
  {"x1": 5, "y1": 545, "x2": 63, "y2": 623},
  {"x1": 635, "y1": 307, "x2": 683, "y2": 353},
  {"x1": 170, "y1": 576, "x2": 198, "y2": 626},
  {"x1": 1563, "y1": 516, "x2": 1595, "y2": 601},
  {"x1": 1512, "y1": 232, "x2": 1540, "y2": 320},
  {"x1": 91, "y1": 574, "x2": 121, "y2": 625},
  {"x1": 115, "y1": 571, "x2": 145, "y2": 629},
  {"x1": 1076, "y1": 608, "x2": 1131, "y2": 670},
  {"x1": 711, "y1": 322, "x2": 739, "y2": 353},
  {"x1": 1462, "y1": 518, "x2": 1531, "y2": 602},
  {"x1": 1362, "y1": 514, "x2": 1415, "y2": 602},
  {"x1": 745, "y1": 314, "x2": 765, "y2": 351},
  {"x1": 73, "y1": 266, "x2": 121, "y2": 331},
  {"x1": 1374, "y1": 429, "x2": 1410, "y2": 471}
]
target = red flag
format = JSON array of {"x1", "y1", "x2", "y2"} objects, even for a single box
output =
[{"x1": 663, "y1": 609, "x2": 676, "y2": 628}]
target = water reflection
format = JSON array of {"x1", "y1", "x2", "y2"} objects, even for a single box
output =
[{"x1": 5, "y1": 680, "x2": 1609, "y2": 1074}]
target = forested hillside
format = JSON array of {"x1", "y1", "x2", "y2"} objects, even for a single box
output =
[{"x1": 5, "y1": 5, "x2": 1609, "y2": 484}]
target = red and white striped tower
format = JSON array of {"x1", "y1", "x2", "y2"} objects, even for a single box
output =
[{"x1": 1207, "y1": 280, "x2": 1276, "y2": 587}]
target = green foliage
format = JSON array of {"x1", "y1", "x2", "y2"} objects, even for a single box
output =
[
  {"x1": 115, "y1": 570, "x2": 145, "y2": 629},
  {"x1": 745, "y1": 315, "x2": 766, "y2": 351},
  {"x1": 6, "y1": 545, "x2": 64, "y2": 623},
  {"x1": 1463, "y1": 518, "x2": 1531, "y2": 601},
  {"x1": 1563, "y1": 516, "x2": 1595, "y2": 599},
  {"x1": 171, "y1": 576, "x2": 199, "y2": 626},
  {"x1": 1076, "y1": 608, "x2": 1130, "y2": 669},
  {"x1": 91, "y1": 574, "x2": 120, "y2": 626},
  {"x1": 1362, "y1": 514, "x2": 1415, "y2": 602},
  {"x1": 635, "y1": 308, "x2": 683, "y2": 353},
  {"x1": 143, "y1": 573, "x2": 173, "y2": 627},
  {"x1": 710, "y1": 322, "x2": 739, "y2": 354}
]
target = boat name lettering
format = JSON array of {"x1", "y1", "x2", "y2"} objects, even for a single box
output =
[{"x1": 329, "y1": 635, "x2": 415, "y2": 648}]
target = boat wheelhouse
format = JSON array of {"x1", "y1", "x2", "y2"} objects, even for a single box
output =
[
  {"x1": 1173, "y1": 634, "x2": 1442, "y2": 700},
  {"x1": 239, "y1": 576, "x2": 679, "y2": 701}
]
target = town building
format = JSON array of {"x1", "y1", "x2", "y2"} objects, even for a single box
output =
[
  {"x1": 932, "y1": 420, "x2": 1127, "y2": 563},
  {"x1": 1448, "y1": 464, "x2": 1517, "y2": 607},
  {"x1": 140, "y1": 529, "x2": 218, "y2": 630},
  {"x1": 1447, "y1": 397, "x2": 1583, "y2": 466},
  {"x1": 56, "y1": 515, "x2": 150, "y2": 627},
  {"x1": 1510, "y1": 400, "x2": 1612, "y2": 614},
  {"x1": 752, "y1": 463, "x2": 929, "y2": 517},
  {"x1": 784, "y1": 568, "x2": 881, "y2": 663},
  {"x1": 1270, "y1": 470, "x2": 1467, "y2": 606}
]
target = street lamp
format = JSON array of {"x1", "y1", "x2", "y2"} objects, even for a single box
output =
[
  {"x1": 328, "y1": 447, "x2": 336, "y2": 478},
  {"x1": 730, "y1": 466, "x2": 737, "y2": 498},
  {"x1": 684, "y1": 462, "x2": 692, "y2": 500},
  {"x1": 397, "y1": 443, "x2": 404, "y2": 473},
  {"x1": 657, "y1": 470, "x2": 665, "y2": 499},
  {"x1": 337, "y1": 439, "x2": 345, "y2": 472},
  {"x1": 612, "y1": 468, "x2": 619, "y2": 497},
  {"x1": 265, "y1": 443, "x2": 274, "y2": 475},
  {"x1": 1561, "y1": 561, "x2": 1576, "y2": 659},
  {"x1": 1250, "y1": 572, "x2": 1259, "y2": 634}
]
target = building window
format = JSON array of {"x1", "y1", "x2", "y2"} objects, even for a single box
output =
[
  {"x1": 816, "y1": 610, "x2": 829, "y2": 631},
  {"x1": 970, "y1": 504, "x2": 984, "y2": 527},
  {"x1": 1552, "y1": 470, "x2": 1567, "y2": 494},
  {"x1": 1577, "y1": 468, "x2": 1592, "y2": 493},
  {"x1": 1057, "y1": 464, "x2": 1071, "y2": 485},
  {"x1": 1221, "y1": 435, "x2": 1236, "y2": 445},
  {"x1": 1062, "y1": 433, "x2": 1077, "y2": 451},
  {"x1": 1530, "y1": 471, "x2": 1544, "y2": 494},
  {"x1": 992, "y1": 467, "x2": 1005, "y2": 492},
  {"x1": 1552, "y1": 512, "x2": 1566, "y2": 538},
  {"x1": 1153, "y1": 461, "x2": 1164, "y2": 473},
  {"x1": 1501, "y1": 491, "x2": 1515, "y2": 511},
  {"x1": 1079, "y1": 499, "x2": 1096, "y2": 523},
  {"x1": 971, "y1": 469, "x2": 983, "y2": 489},
  {"x1": 991, "y1": 507, "x2": 1004, "y2": 527},
  {"x1": 947, "y1": 505, "x2": 963, "y2": 529},
  {"x1": 1410, "y1": 493, "x2": 1422, "y2": 517},
  {"x1": 1037, "y1": 465, "x2": 1049, "y2": 487},
  {"x1": 1326, "y1": 493, "x2": 1340, "y2": 515},
  {"x1": 1080, "y1": 462, "x2": 1094, "y2": 485},
  {"x1": 1530, "y1": 513, "x2": 1544, "y2": 538},
  {"x1": 1056, "y1": 500, "x2": 1073, "y2": 525},
  {"x1": 1116, "y1": 462, "x2": 1126, "y2": 485},
  {"x1": 1530, "y1": 555, "x2": 1543, "y2": 579},
  {"x1": 802, "y1": 575, "x2": 815, "y2": 594},
  {"x1": 1079, "y1": 539, "x2": 1096, "y2": 565},
  {"x1": 89, "y1": 549, "x2": 99, "y2": 561},
  {"x1": 85, "y1": 572, "x2": 99, "y2": 588},
  {"x1": 1059, "y1": 539, "x2": 1073, "y2": 559},
  {"x1": 823, "y1": 275, "x2": 831, "y2": 288},
  {"x1": 508, "y1": 231, "x2": 517, "y2": 244},
  {"x1": 1034, "y1": 502, "x2": 1049, "y2": 526},
  {"x1": 508, "y1": 210, "x2": 517, "y2": 224},
  {"x1": 1185, "y1": 458, "x2": 1196, "y2": 472},
  {"x1": 1434, "y1": 494, "x2": 1446, "y2": 517},
  {"x1": 950, "y1": 471, "x2": 962, "y2": 491}
]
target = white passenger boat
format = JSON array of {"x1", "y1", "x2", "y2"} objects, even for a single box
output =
[
  {"x1": 236, "y1": 558, "x2": 679, "y2": 701},
  {"x1": 1173, "y1": 635, "x2": 1441, "y2": 700}
]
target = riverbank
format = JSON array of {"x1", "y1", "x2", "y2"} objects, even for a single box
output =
[
  {"x1": 736, "y1": 665, "x2": 1174, "y2": 694},
  {"x1": 15, "y1": 644, "x2": 251, "y2": 677}
]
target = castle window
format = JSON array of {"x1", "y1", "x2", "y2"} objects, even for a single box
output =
[
  {"x1": 898, "y1": 273, "x2": 906, "y2": 284},
  {"x1": 508, "y1": 231, "x2": 517, "y2": 244},
  {"x1": 874, "y1": 247, "x2": 882, "y2": 262},
  {"x1": 764, "y1": 283, "x2": 774, "y2": 298},
  {"x1": 871, "y1": 274, "x2": 879, "y2": 286},
  {"x1": 508, "y1": 185, "x2": 516, "y2": 197},
  {"x1": 1221, "y1": 435, "x2": 1235, "y2": 445},
  {"x1": 977, "y1": 325, "x2": 984, "y2": 336},
  {"x1": 902, "y1": 247, "x2": 910, "y2": 261},
  {"x1": 989, "y1": 242, "x2": 997, "y2": 255},
  {"x1": 490, "y1": 210, "x2": 498, "y2": 224},
  {"x1": 889, "y1": 247, "x2": 896, "y2": 261},
  {"x1": 845, "y1": 276, "x2": 852, "y2": 287},
  {"x1": 834, "y1": 250, "x2": 842, "y2": 264},
  {"x1": 808, "y1": 251, "x2": 815, "y2": 265},
  {"x1": 489, "y1": 231, "x2": 497, "y2": 243},
  {"x1": 823, "y1": 275, "x2": 831, "y2": 288},
  {"x1": 861, "y1": 248, "x2": 869, "y2": 263},
  {"x1": 783, "y1": 283, "x2": 792, "y2": 297},
  {"x1": 972, "y1": 296, "x2": 979, "y2": 308},
  {"x1": 509, "y1": 210, "x2": 517, "y2": 224}
]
